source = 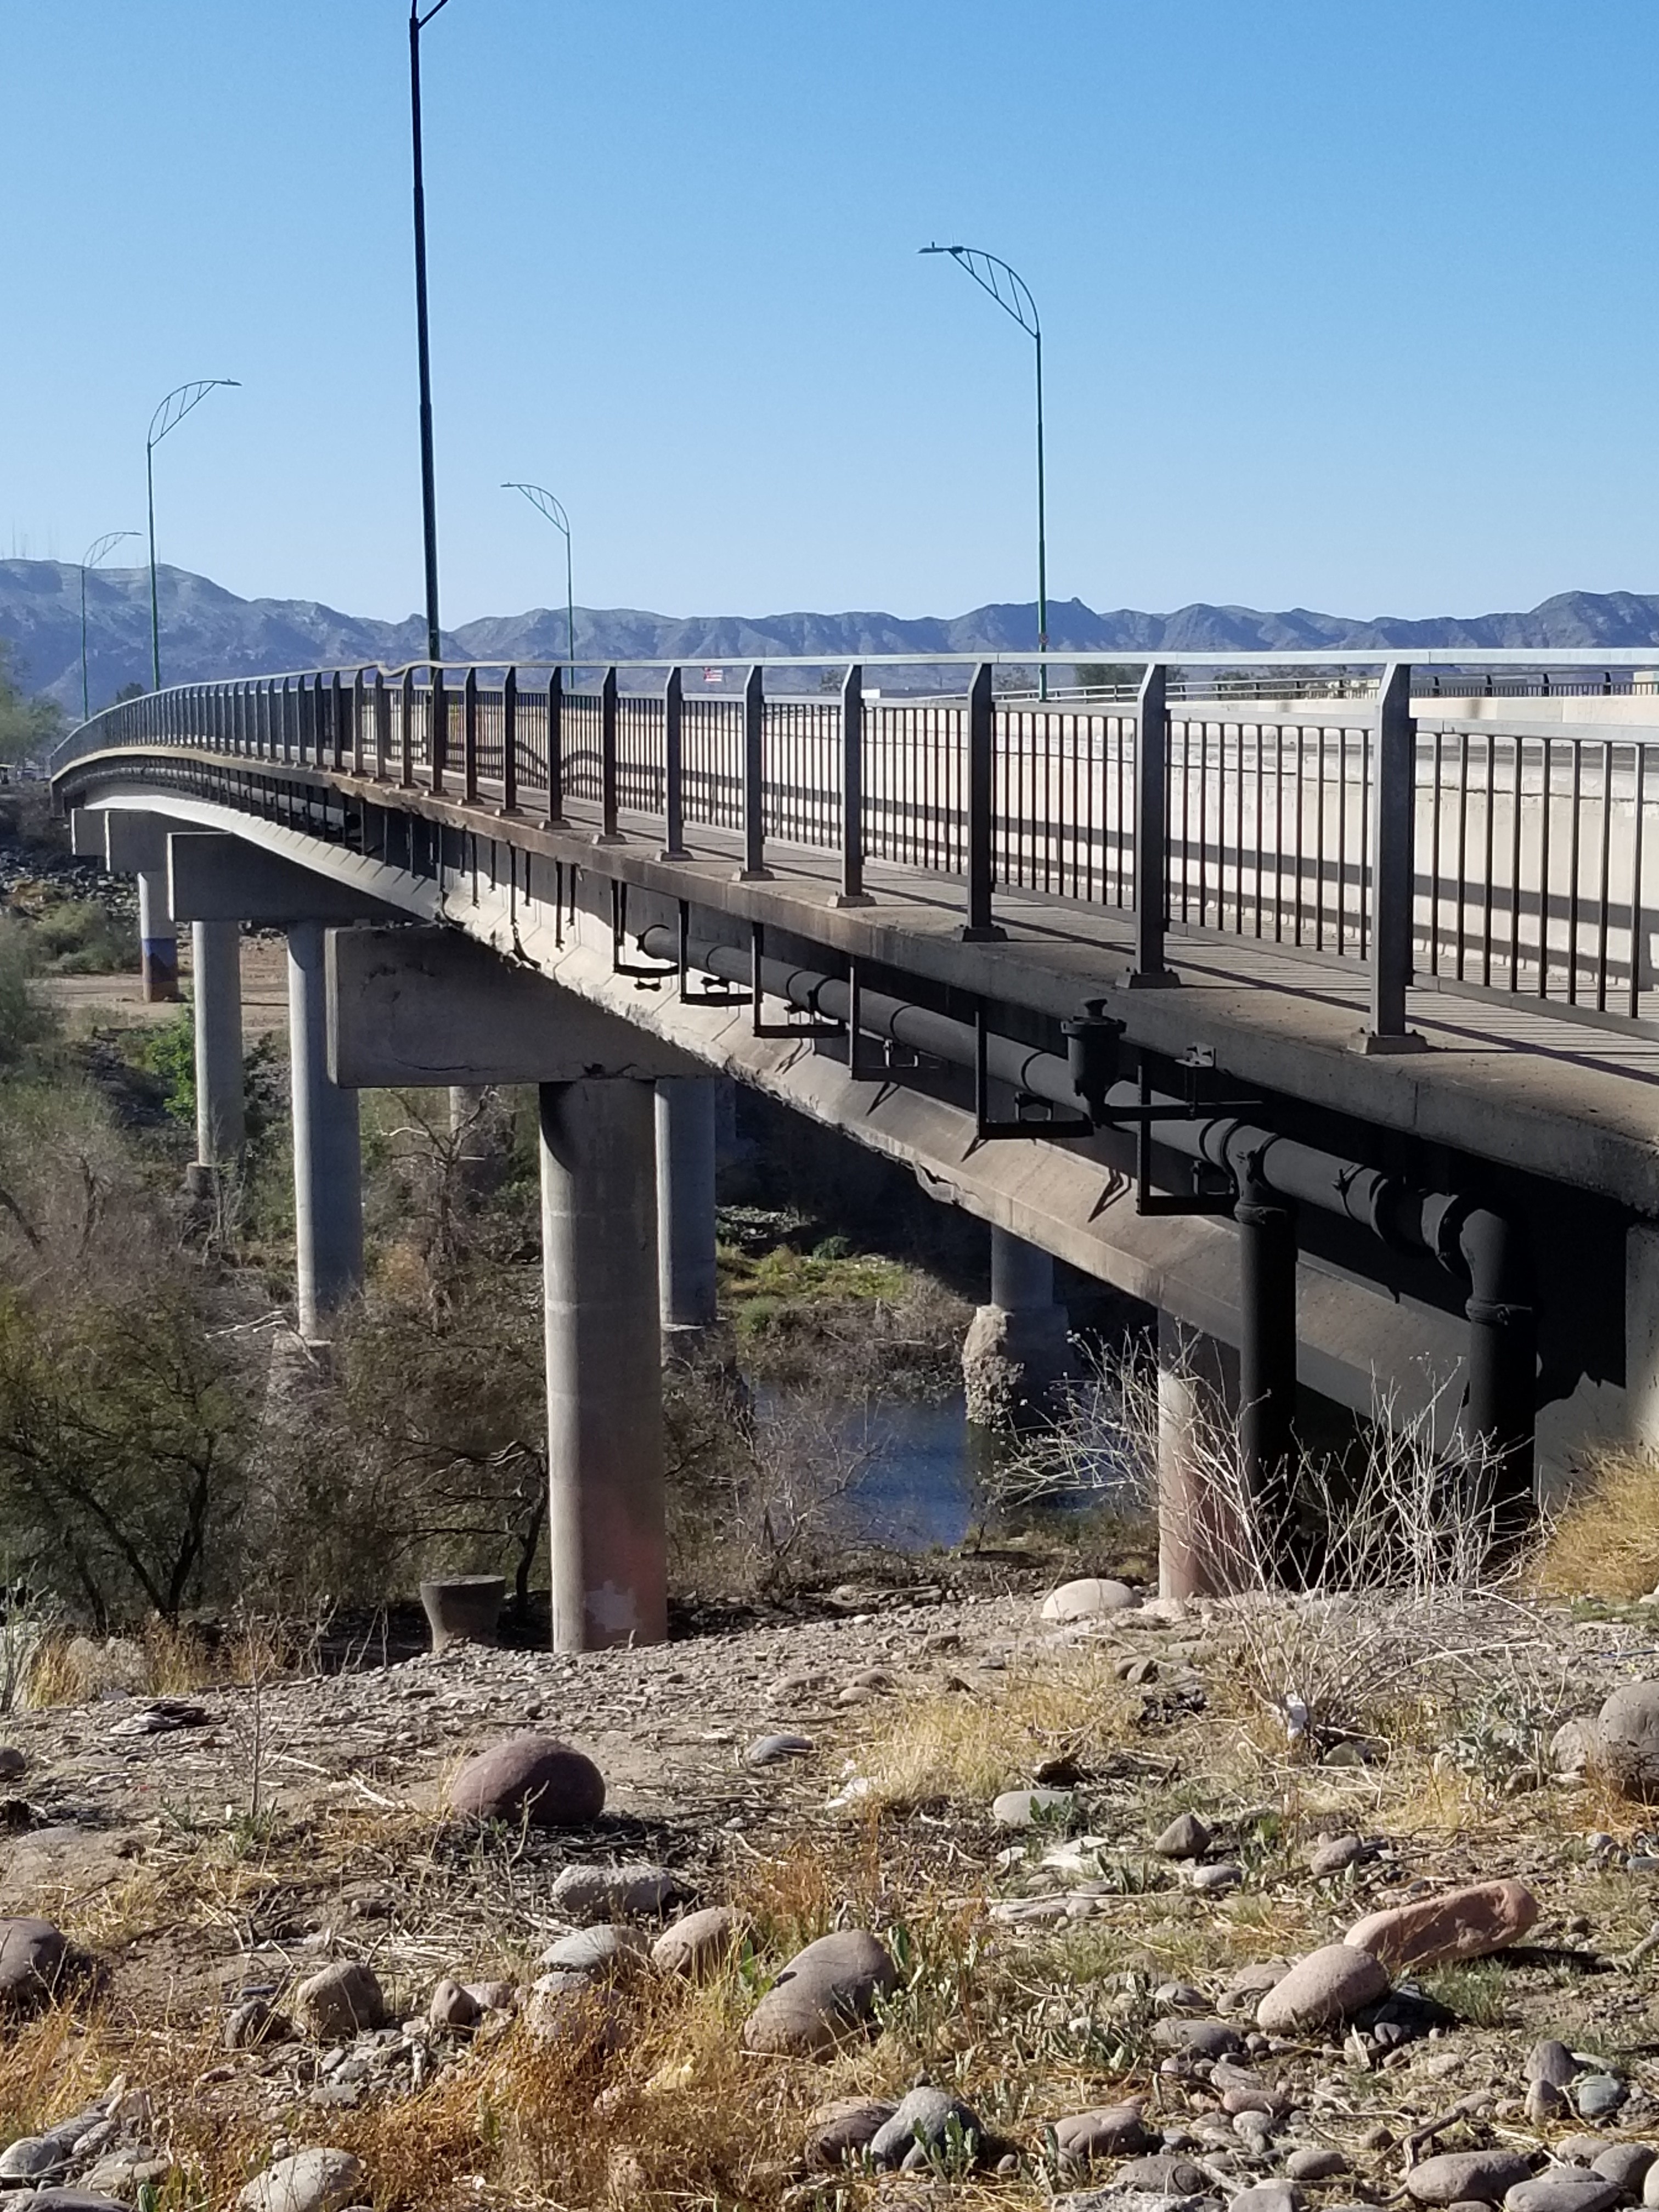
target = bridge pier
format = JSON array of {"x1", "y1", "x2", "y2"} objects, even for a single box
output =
[
  {"x1": 189, "y1": 919, "x2": 245, "y2": 1185},
  {"x1": 656, "y1": 1077, "x2": 719, "y2": 1340},
  {"x1": 137, "y1": 866, "x2": 179, "y2": 1003},
  {"x1": 287, "y1": 921, "x2": 364, "y2": 1339},
  {"x1": 1157, "y1": 1315, "x2": 1243, "y2": 1600},
  {"x1": 962, "y1": 1227, "x2": 1072, "y2": 1428},
  {"x1": 541, "y1": 1078, "x2": 668, "y2": 1650}
]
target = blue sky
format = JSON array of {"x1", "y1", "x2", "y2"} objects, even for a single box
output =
[{"x1": 3, "y1": 2, "x2": 1656, "y2": 628}]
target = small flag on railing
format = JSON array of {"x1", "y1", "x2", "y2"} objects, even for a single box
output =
[{"x1": 702, "y1": 667, "x2": 723, "y2": 684}]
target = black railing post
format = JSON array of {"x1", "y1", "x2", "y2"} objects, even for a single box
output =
[
  {"x1": 399, "y1": 669, "x2": 415, "y2": 787},
  {"x1": 1358, "y1": 660, "x2": 1424, "y2": 1051},
  {"x1": 960, "y1": 662, "x2": 1004, "y2": 940},
  {"x1": 1122, "y1": 662, "x2": 1180, "y2": 987},
  {"x1": 462, "y1": 666, "x2": 478, "y2": 802},
  {"x1": 597, "y1": 666, "x2": 623, "y2": 843},
  {"x1": 430, "y1": 665, "x2": 447, "y2": 794},
  {"x1": 331, "y1": 669, "x2": 345, "y2": 771},
  {"x1": 835, "y1": 662, "x2": 873, "y2": 908},
  {"x1": 500, "y1": 666, "x2": 519, "y2": 815},
  {"x1": 352, "y1": 670, "x2": 365, "y2": 776},
  {"x1": 374, "y1": 671, "x2": 389, "y2": 782},
  {"x1": 738, "y1": 663, "x2": 772, "y2": 881},
  {"x1": 546, "y1": 666, "x2": 565, "y2": 824},
  {"x1": 661, "y1": 666, "x2": 688, "y2": 858}
]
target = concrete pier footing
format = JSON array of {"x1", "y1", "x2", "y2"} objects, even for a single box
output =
[
  {"x1": 190, "y1": 919, "x2": 245, "y2": 1181},
  {"x1": 962, "y1": 1226, "x2": 1073, "y2": 1427},
  {"x1": 286, "y1": 921, "x2": 363, "y2": 1341},
  {"x1": 655, "y1": 1077, "x2": 719, "y2": 1337},
  {"x1": 540, "y1": 1078, "x2": 668, "y2": 1651}
]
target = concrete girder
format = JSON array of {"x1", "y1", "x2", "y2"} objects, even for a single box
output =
[{"x1": 167, "y1": 832, "x2": 400, "y2": 927}]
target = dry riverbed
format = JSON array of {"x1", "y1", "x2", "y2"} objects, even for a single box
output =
[{"x1": 5, "y1": 1585, "x2": 1659, "y2": 2209}]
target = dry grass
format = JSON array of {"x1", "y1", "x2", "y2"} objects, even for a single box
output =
[
  {"x1": 844, "y1": 1646, "x2": 1138, "y2": 1812},
  {"x1": 1533, "y1": 1446, "x2": 1659, "y2": 1600},
  {"x1": 22, "y1": 1616, "x2": 314, "y2": 1709}
]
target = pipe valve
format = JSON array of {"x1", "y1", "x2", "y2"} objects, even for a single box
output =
[{"x1": 1059, "y1": 998, "x2": 1126, "y2": 1124}]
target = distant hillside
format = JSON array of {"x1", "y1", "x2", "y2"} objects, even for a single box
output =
[{"x1": 5, "y1": 558, "x2": 1659, "y2": 714}]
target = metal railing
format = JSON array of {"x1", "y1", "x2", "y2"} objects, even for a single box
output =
[{"x1": 52, "y1": 649, "x2": 1659, "y2": 1038}]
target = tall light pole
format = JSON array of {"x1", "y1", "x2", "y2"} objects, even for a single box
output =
[
  {"x1": 80, "y1": 530, "x2": 138, "y2": 721},
  {"x1": 146, "y1": 380, "x2": 239, "y2": 690},
  {"x1": 921, "y1": 243, "x2": 1049, "y2": 700},
  {"x1": 502, "y1": 483, "x2": 575, "y2": 682},
  {"x1": 410, "y1": 0, "x2": 456, "y2": 666}
]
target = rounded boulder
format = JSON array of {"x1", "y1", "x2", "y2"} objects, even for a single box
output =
[
  {"x1": 742, "y1": 1929, "x2": 899, "y2": 2059},
  {"x1": 1346, "y1": 1878, "x2": 1538, "y2": 1972},
  {"x1": 445, "y1": 1734, "x2": 605, "y2": 1827},
  {"x1": 651, "y1": 1905, "x2": 746, "y2": 1979},
  {"x1": 1040, "y1": 1577, "x2": 1139, "y2": 1623},
  {"x1": 1255, "y1": 1943, "x2": 1390, "y2": 2035},
  {"x1": 1596, "y1": 1681, "x2": 1659, "y2": 1798}
]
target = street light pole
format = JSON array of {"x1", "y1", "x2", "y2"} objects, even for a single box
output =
[
  {"x1": 503, "y1": 483, "x2": 576, "y2": 684},
  {"x1": 146, "y1": 380, "x2": 239, "y2": 691},
  {"x1": 921, "y1": 243, "x2": 1049, "y2": 700},
  {"x1": 80, "y1": 531, "x2": 139, "y2": 722},
  {"x1": 410, "y1": 0, "x2": 454, "y2": 666}
]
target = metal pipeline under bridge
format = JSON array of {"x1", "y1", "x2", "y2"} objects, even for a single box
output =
[{"x1": 639, "y1": 921, "x2": 1536, "y2": 1528}]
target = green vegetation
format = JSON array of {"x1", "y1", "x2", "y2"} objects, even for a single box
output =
[{"x1": 0, "y1": 642, "x2": 64, "y2": 766}]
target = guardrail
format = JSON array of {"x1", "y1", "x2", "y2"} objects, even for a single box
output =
[{"x1": 52, "y1": 650, "x2": 1659, "y2": 1039}]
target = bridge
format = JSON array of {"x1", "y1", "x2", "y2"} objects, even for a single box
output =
[{"x1": 49, "y1": 649, "x2": 1659, "y2": 1645}]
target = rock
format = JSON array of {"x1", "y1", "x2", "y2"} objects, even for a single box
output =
[
  {"x1": 463, "y1": 1978, "x2": 516, "y2": 2013},
  {"x1": 1558, "y1": 2141, "x2": 1610, "y2": 2169},
  {"x1": 1049, "y1": 2106, "x2": 1156, "y2": 2162},
  {"x1": 549, "y1": 1862, "x2": 680, "y2": 1922},
  {"x1": 1596, "y1": 1682, "x2": 1659, "y2": 1797},
  {"x1": 1230, "y1": 2189, "x2": 1302, "y2": 2212},
  {"x1": 1528, "y1": 2082, "x2": 1571, "y2": 2125},
  {"x1": 1041, "y1": 1578, "x2": 1141, "y2": 1623},
  {"x1": 292, "y1": 1962, "x2": 386, "y2": 2041},
  {"x1": 1285, "y1": 2151, "x2": 1350, "y2": 2183},
  {"x1": 537, "y1": 1925, "x2": 650, "y2": 1979},
  {"x1": 1152, "y1": 2018, "x2": 1244, "y2": 2057},
  {"x1": 1345, "y1": 1879, "x2": 1539, "y2": 1972},
  {"x1": 1308, "y1": 1836, "x2": 1364, "y2": 1877},
  {"x1": 0, "y1": 1748, "x2": 24, "y2": 1780},
  {"x1": 83, "y1": 2155, "x2": 173, "y2": 2197},
  {"x1": 868, "y1": 2086, "x2": 984, "y2": 2169},
  {"x1": 0, "y1": 2138, "x2": 66, "y2": 2181},
  {"x1": 741, "y1": 1930, "x2": 899, "y2": 2059},
  {"x1": 1189, "y1": 1864, "x2": 1243, "y2": 1893},
  {"x1": 1051, "y1": 2194, "x2": 1216, "y2": 2212},
  {"x1": 1118, "y1": 2157, "x2": 1212, "y2": 2193},
  {"x1": 1642, "y1": 2165, "x2": 1659, "y2": 2210},
  {"x1": 1575, "y1": 2076, "x2": 1627, "y2": 2120},
  {"x1": 427, "y1": 1978, "x2": 478, "y2": 2031},
  {"x1": 1528, "y1": 2040, "x2": 1582, "y2": 2087},
  {"x1": 236, "y1": 2148, "x2": 365, "y2": 2212},
  {"x1": 992, "y1": 1787, "x2": 1074, "y2": 1828},
  {"x1": 523, "y1": 1972, "x2": 625, "y2": 2051},
  {"x1": 444, "y1": 1735, "x2": 605, "y2": 1826},
  {"x1": 651, "y1": 1906, "x2": 744, "y2": 1979},
  {"x1": 1505, "y1": 2176, "x2": 1623, "y2": 2212},
  {"x1": 23, "y1": 2196, "x2": 129, "y2": 2211},
  {"x1": 1592, "y1": 2147, "x2": 1655, "y2": 2192},
  {"x1": 806, "y1": 2097, "x2": 898, "y2": 2167},
  {"x1": 1154, "y1": 1813, "x2": 1212, "y2": 1858},
  {"x1": 1255, "y1": 1946, "x2": 1390, "y2": 2035},
  {"x1": 1552, "y1": 1720, "x2": 1602, "y2": 1777},
  {"x1": 745, "y1": 1733, "x2": 812, "y2": 1768},
  {"x1": 224, "y1": 1997, "x2": 296, "y2": 2051},
  {"x1": 1406, "y1": 2152, "x2": 1537, "y2": 2205},
  {"x1": 0, "y1": 1918, "x2": 76, "y2": 2013}
]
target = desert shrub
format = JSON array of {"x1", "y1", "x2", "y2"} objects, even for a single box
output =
[
  {"x1": 25, "y1": 894, "x2": 134, "y2": 974},
  {"x1": 1532, "y1": 1447, "x2": 1659, "y2": 1600}
]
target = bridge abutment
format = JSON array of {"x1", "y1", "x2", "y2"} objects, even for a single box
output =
[
  {"x1": 540, "y1": 1078, "x2": 669, "y2": 1652},
  {"x1": 287, "y1": 921, "x2": 364, "y2": 1341}
]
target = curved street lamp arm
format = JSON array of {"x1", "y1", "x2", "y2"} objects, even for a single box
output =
[
  {"x1": 919, "y1": 243, "x2": 1040, "y2": 342},
  {"x1": 503, "y1": 481, "x2": 571, "y2": 539},
  {"x1": 413, "y1": 0, "x2": 452, "y2": 26},
  {"x1": 82, "y1": 530, "x2": 139, "y2": 571},
  {"x1": 147, "y1": 379, "x2": 240, "y2": 451}
]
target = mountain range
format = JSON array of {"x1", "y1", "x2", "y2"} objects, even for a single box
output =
[{"x1": 6, "y1": 558, "x2": 1659, "y2": 714}]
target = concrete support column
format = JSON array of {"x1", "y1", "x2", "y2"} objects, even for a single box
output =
[
  {"x1": 1626, "y1": 1224, "x2": 1659, "y2": 1451},
  {"x1": 287, "y1": 921, "x2": 363, "y2": 1340},
  {"x1": 655, "y1": 1077, "x2": 719, "y2": 1335},
  {"x1": 137, "y1": 866, "x2": 179, "y2": 1003},
  {"x1": 1156, "y1": 1312, "x2": 1243, "y2": 1600},
  {"x1": 1236, "y1": 1190, "x2": 1299, "y2": 1575},
  {"x1": 191, "y1": 919, "x2": 245, "y2": 1179},
  {"x1": 540, "y1": 1079, "x2": 668, "y2": 1651},
  {"x1": 962, "y1": 1225, "x2": 1071, "y2": 1427}
]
